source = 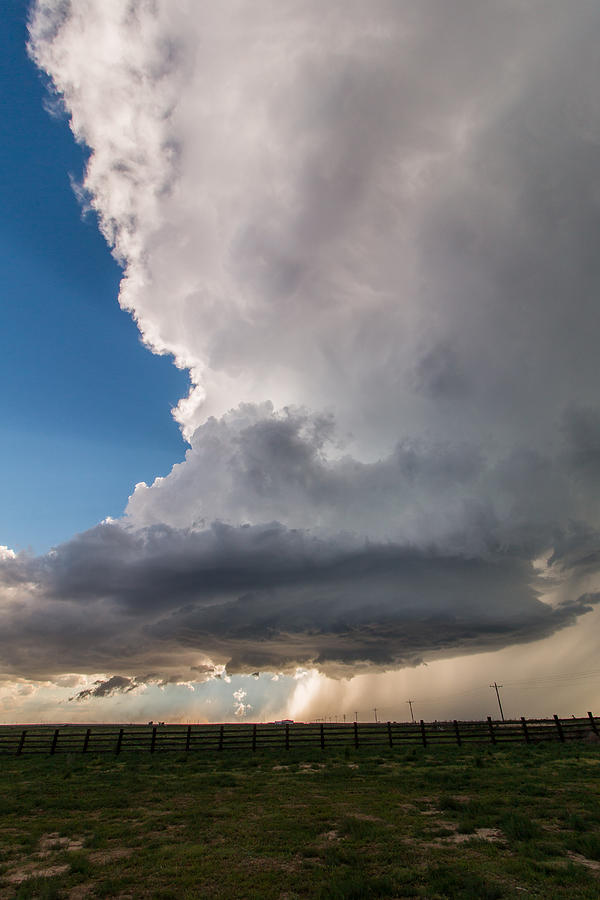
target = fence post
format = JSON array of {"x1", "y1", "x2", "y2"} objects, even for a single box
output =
[
  {"x1": 521, "y1": 717, "x2": 530, "y2": 744},
  {"x1": 17, "y1": 730, "x2": 27, "y2": 756},
  {"x1": 285, "y1": 723, "x2": 290, "y2": 751},
  {"x1": 487, "y1": 717, "x2": 496, "y2": 745},
  {"x1": 218, "y1": 725, "x2": 224, "y2": 751},
  {"x1": 82, "y1": 728, "x2": 90, "y2": 754},
  {"x1": 588, "y1": 711, "x2": 598, "y2": 736},
  {"x1": 420, "y1": 720, "x2": 427, "y2": 747},
  {"x1": 150, "y1": 726, "x2": 157, "y2": 754},
  {"x1": 252, "y1": 724, "x2": 257, "y2": 752},
  {"x1": 387, "y1": 721, "x2": 393, "y2": 748},
  {"x1": 553, "y1": 715, "x2": 564, "y2": 742},
  {"x1": 353, "y1": 721, "x2": 359, "y2": 749},
  {"x1": 453, "y1": 720, "x2": 461, "y2": 746},
  {"x1": 320, "y1": 723, "x2": 325, "y2": 750},
  {"x1": 50, "y1": 728, "x2": 59, "y2": 755},
  {"x1": 185, "y1": 725, "x2": 192, "y2": 752},
  {"x1": 116, "y1": 728, "x2": 124, "y2": 754}
]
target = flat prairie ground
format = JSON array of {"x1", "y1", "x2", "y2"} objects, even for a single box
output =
[{"x1": 1, "y1": 741, "x2": 600, "y2": 899}]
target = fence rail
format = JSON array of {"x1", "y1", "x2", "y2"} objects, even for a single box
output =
[{"x1": 0, "y1": 713, "x2": 597, "y2": 757}]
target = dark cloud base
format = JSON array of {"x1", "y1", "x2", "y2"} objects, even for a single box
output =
[{"x1": 1, "y1": 520, "x2": 597, "y2": 684}]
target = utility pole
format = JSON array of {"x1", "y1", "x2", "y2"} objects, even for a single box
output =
[
  {"x1": 354, "y1": 711, "x2": 358, "y2": 723},
  {"x1": 490, "y1": 682, "x2": 505, "y2": 721},
  {"x1": 343, "y1": 713, "x2": 346, "y2": 724},
  {"x1": 406, "y1": 699, "x2": 415, "y2": 723},
  {"x1": 373, "y1": 707, "x2": 378, "y2": 723}
]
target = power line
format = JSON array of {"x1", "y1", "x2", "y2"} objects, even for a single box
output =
[
  {"x1": 503, "y1": 669, "x2": 600, "y2": 687},
  {"x1": 369, "y1": 669, "x2": 600, "y2": 710},
  {"x1": 311, "y1": 667, "x2": 600, "y2": 724}
]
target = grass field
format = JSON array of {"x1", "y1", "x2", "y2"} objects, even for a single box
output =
[{"x1": 1, "y1": 741, "x2": 600, "y2": 899}]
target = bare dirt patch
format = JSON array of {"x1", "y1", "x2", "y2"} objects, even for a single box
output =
[
  {"x1": 38, "y1": 832, "x2": 84, "y2": 855},
  {"x1": 6, "y1": 863, "x2": 70, "y2": 885},
  {"x1": 319, "y1": 830, "x2": 340, "y2": 843},
  {"x1": 450, "y1": 826, "x2": 503, "y2": 844},
  {"x1": 68, "y1": 884, "x2": 95, "y2": 899},
  {"x1": 2, "y1": 832, "x2": 88, "y2": 889},
  {"x1": 567, "y1": 851, "x2": 600, "y2": 873},
  {"x1": 417, "y1": 820, "x2": 504, "y2": 848}
]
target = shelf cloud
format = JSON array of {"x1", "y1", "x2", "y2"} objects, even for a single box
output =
[{"x1": 1, "y1": 405, "x2": 599, "y2": 682}]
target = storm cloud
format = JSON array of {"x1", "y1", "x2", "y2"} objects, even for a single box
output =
[
  {"x1": 0, "y1": 426, "x2": 600, "y2": 680},
  {"x1": 13, "y1": 1, "x2": 600, "y2": 702}
]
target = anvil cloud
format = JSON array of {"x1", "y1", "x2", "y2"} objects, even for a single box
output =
[{"x1": 7, "y1": 1, "x2": 600, "y2": 697}]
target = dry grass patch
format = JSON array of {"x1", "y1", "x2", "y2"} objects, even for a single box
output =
[{"x1": 87, "y1": 849, "x2": 132, "y2": 864}]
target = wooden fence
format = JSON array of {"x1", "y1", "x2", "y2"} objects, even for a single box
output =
[{"x1": 0, "y1": 713, "x2": 598, "y2": 756}]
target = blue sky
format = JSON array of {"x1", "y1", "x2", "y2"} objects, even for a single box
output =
[{"x1": 0, "y1": 1, "x2": 189, "y2": 553}]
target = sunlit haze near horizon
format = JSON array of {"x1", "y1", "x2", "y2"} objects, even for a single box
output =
[{"x1": 2, "y1": 1, "x2": 600, "y2": 724}]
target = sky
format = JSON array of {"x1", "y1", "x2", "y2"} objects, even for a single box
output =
[
  {"x1": 1, "y1": 0, "x2": 600, "y2": 724},
  {"x1": 0, "y1": 0, "x2": 189, "y2": 553}
]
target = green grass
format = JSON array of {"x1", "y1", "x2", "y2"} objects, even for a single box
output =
[{"x1": 0, "y1": 743, "x2": 599, "y2": 898}]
